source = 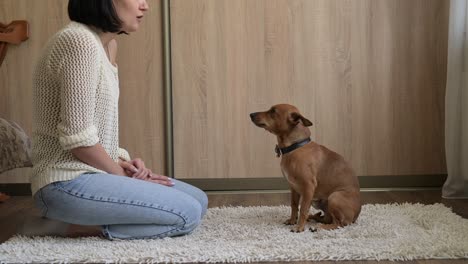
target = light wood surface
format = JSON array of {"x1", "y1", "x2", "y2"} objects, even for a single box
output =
[
  {"x1": 0, "y1": 0, "x2": 68, "y2": 183},
  {"x1": 0, "y1": 0, "x2": 165, "y2": 183},
  {"x1": 171, "y1": 0, "x2": 449, "y2": 179},
  {"x1": 116, "y1": 0, "x2": 166, "y2": 174},
  {"x1": 0, "y1": 0, "x2": 450, "y2": 183}
]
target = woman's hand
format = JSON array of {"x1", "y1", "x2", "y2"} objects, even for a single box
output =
[
  {"x1": 119, "y1": 158, "x2": 174, "y2": 186},
  {"x1": 117, "y1": 159, "x2": 139, "y2": 177},
  {"x1": 146, "y1": 173, "x2": 175, "y2": 186}
]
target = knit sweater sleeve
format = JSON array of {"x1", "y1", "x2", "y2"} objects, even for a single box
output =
[
  {"x1": 118, "y1": 147, "x2": 131, "y2": 161},
  {"x1": 55, "y1": 30, "x2": 100, "y2": 150}
]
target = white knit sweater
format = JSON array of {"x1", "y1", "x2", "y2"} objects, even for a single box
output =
[{"x1": 31, "y1": 22, "x2": 130, "y2": 195}]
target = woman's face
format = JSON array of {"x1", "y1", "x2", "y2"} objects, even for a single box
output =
[{"x1": 113, "y1": 0, "x2": 149, "y2": 33}]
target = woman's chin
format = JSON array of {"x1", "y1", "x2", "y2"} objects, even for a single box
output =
[{"x1": 122, "y1": 25, "x2": 140, "y2": 33}]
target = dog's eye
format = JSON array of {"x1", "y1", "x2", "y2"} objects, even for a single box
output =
[{"x1": 267, "y1": 108, "x2": 277, "y2": 118}]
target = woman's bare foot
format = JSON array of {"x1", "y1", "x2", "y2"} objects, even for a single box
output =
[
  {"x1": 17, "y1": 216, "x2": 103, "y2": 238},
  {"x1": 66, "y1": 224, "x2": 103, "y2": 238},
  {"x1": 0, "y1": 192, "x2": 10, "y2": 202},
  {"x1": 17, "y1": 216, "x2": 69, "y2": 237}
]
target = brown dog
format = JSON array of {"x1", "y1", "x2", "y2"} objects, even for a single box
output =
[{"x1": 250, "y1": 104, "x2": 361, "y2": 232}]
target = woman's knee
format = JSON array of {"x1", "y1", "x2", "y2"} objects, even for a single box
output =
[
  {"x1": 187, "y1": 184, "x2": 209, "y2": 217},
  {"x1": 180, "y1": 202, "x2": 203, "y2": 233},
  {"x1": 199, "y1": 191, "x2": 208, "y2": 217}
]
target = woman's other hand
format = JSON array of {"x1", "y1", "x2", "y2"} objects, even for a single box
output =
[
  {"x1": 120, "y1": 158, "x2": 174, "y2": 186},
  {"x1": 128, "y1": 158, "x2": 147, "y2": 179},
  {"x1": 146, "y1": 173, "x2": 174, "y2": 187},
  {"x1": 118, "y1": 159, "x2": 139, "y2": 177}
]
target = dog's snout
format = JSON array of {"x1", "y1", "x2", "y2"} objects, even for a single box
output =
[
  {"x1": 249, "y1": 113, "x2": 257, "y2": 121},
  {"x1": 250, "y1": 112, "x2": 267, "y2": 128}
]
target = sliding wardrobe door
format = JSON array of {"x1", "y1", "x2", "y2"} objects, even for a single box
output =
[
  {"x1": 171, "y1": 0, "x2": 283, "y2": 179},
  {"x1": 170, "y1": 0, "x2": 448, "y2": 181}
]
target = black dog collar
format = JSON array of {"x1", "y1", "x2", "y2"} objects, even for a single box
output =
[{"x1": 275, "y1": 137, "x2": 311, "y2": 157}]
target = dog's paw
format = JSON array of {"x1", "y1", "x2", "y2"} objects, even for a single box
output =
[
  {"x1": 290, "y1": 226, "x2": 305, "y2": 233},
  {"x1": 283, "y1": 219, "x2": 296, "y2": 225}
]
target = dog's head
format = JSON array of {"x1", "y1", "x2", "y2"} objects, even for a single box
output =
[{"x1": 249, "y1": 104, "x2": 313, "y2": 137}]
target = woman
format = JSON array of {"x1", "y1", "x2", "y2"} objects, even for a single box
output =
[{"x1": 31, "y1": 0, "x2": 208, "y2": 240}]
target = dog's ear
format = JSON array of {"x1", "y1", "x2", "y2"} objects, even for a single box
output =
[{"x1": 290, "y1": 112, "x2": 313, "y2": 127}]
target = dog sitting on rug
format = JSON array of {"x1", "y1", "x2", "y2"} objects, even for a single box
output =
[{"x1": 250, "y1": 104, "x2": 361, "y2": 232}]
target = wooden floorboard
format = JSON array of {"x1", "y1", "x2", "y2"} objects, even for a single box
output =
[{"x1": 0, "y1": 189, "x2": 467, "y2": 264}]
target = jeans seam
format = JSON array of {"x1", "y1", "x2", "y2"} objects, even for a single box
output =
[
  {"x1": 53, "y1": 184, "x2": 190, "y2": 234},
  {"x1": 103, "y1": 225, "x2": 184, "y2": 240},
  {"x1": 39, "y1": 188, "x2": 49, "y2": 217}
]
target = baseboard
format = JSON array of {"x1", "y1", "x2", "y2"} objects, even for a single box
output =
[
  {"x1": 181, "y1": 174, "x2": 447, "y2": 191},
  {"x1": 0, "y1": 183, "x2": 32, "y2": 196},
  {"x1": 0, "y1": 174, "x2": 447, "y2": 196}
]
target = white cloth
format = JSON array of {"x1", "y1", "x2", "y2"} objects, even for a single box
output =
[{"x1": 443, "y1": 0, "x2": 468, "y2": 198}]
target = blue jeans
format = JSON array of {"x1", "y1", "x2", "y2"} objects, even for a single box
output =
[{"x1": 33, "y1": 173, "x2": 208, "y2": 240}]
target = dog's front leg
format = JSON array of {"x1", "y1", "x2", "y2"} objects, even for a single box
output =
[
  {"x1": 292, "y1": 187, "x2": 314, "y2": 232},
  {"x1": 284, "y1": 188, "x2": 300, "y2": 226}
]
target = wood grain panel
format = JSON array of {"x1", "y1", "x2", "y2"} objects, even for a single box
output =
[
  {"x1": 0, "y1": 0, "x2": 165, "y2": 183},
  {"x1": 116, "y1": 0, "x2": 166, "y2": 174},
  {"x1": 349, "y1": 0, "x2": 448, "y2": 175},
  {"x1": 171, "y1": 0, "x2": 448, "y2": 179},
  {"x1": 0, "y1": 0, "x2": 68, "y2": 183}
]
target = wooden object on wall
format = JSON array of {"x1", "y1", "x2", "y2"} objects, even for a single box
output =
[
  {"x1": 0, "y1": 20, "x2": 29, "y2": 67},
  {"x1": 171, "y1": 0, "x2": 449, "y2": 179}
]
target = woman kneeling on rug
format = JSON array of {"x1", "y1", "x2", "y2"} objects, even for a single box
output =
[{"x1": 30, "y1": 0, "x2": 208, "y2": 240}]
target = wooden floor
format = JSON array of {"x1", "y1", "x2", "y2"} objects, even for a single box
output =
[{"x1": 1, "y1": 189, "x2": 467, "y2": 264}]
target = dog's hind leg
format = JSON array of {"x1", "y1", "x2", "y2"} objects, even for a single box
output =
[
  {"x1": 311, "y1": 222, "x2": 341, "y2": 231},
  {"x1": 308, "y1": 199, "x2": 331, "y2": 223},
  {"x1": 307, "y1": 212, "x2": 323, "y2": 222},
  {"x1": 310, "y1": 191, "x2": 356, "y2": 231},
  {"x1": 307, "y1": 211, "x2": 332, "y2": 224},
  {"x1": 309, "y1": 212, "x2": 345, "y2": 231}
]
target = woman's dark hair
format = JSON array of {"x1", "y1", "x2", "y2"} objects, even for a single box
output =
[{"x1": 68, "y1": 0, "x2": 123, "y2": 33}]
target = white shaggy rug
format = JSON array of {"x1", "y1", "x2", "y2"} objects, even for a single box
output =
[{"x1": 1, "y1": 203, "x2": 468, "y2": 263}]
